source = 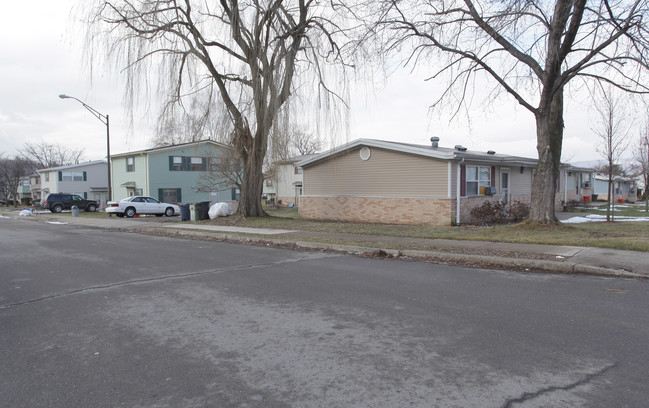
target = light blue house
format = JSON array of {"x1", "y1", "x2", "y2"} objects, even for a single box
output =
[
  {"x1": 110, "y1": 140, "x2": 238, "y2": 204},
  {"x1": 594, "y1": 173, "x2": 637, "y2": 203}
]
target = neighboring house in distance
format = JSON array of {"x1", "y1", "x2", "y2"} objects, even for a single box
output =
[
  {"x1": 17, "y1": 176, "x2": 32, "y2": 204},
  {"x1": 593, "y1": 174, "x2": 637, "y2": 203},
  {"x1": 298, "y1": 138, "x2": 594, "y2": 226},
  {"x1": 38, "y1": 161, "x2": 108, "y2": 206},
  {"x1": 4, "y1": 176, "x2": 33, "y2": 205},
  {"x1": 267, "y1": 154, "x2": 317, "y2": 206},
  {"x1": 29, "y1": 173, "x2": 42, "y2": 203},
  {"x1": 110, "y1": 140, "x2": 238, "y2": 204},
  {"x1": 560, "y1": 165, "x2": 596, "y2": 203},
  {"x1": 262, "y1": 171, "x2": 277, "y2": 201}
]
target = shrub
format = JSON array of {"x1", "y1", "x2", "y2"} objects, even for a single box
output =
[
  {"x1": 469, "y1": 200, "x2": 530, "y2": 225},
  {"x1": 469, "y1": 200, "x2": 507, "y2": 225},
  {"x1": 509, "y1": 201, "x2": 530, "y2": 222}
]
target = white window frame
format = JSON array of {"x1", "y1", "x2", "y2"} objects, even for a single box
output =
[{"x1": 466, "y1": 165, "x2": 491, "y2": 196}]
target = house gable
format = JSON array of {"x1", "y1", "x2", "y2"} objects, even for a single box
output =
[{"x1": 304, "y1": 146, "x2": 449, "y2": 198}]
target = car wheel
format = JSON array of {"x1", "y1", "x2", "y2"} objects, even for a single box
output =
[
  {"x1": 164, "y1": 207, "x2": 174, "y2": 217},
  {"x1": 87, "y1": 204, "x2": 97, "y2": 212},
  {"x1": 52, "y1": 204, "x2": 63, "y2": 213},
  {"x1": 125, "y1": 207, "x2": 136, "y2": 218}
]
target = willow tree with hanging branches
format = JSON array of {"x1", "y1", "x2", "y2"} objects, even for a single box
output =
[{"x1": 84, "y1": 0, "x2": 347, "y2": 216}]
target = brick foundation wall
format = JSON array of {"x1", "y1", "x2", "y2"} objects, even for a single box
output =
[{"x1": 300, "y1": 196, "x2": 453, "y2": 226}]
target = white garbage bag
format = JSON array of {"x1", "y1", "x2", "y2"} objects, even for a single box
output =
[
  {"x1": 19, "y1": 208, "x2": 33, "y2": 216},
  {"x1": 208, "y1": 202, "x2": 232, "y2": 219}
]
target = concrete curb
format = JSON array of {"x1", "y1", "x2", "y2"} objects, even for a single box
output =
[
  {"x1": 5, "y1": 212, "x2": 644, "y2": 279},
  {"x1": 142, "y1": 226, "x2": 644, "y2": 279}
]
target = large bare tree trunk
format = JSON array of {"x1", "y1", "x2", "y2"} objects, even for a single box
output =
[
  {"x1": 530, "y1": 92, "x2": 564, "y2": 223},
  {"x1": 233, "y1": 121, "x2": 267, "y2": 217}
]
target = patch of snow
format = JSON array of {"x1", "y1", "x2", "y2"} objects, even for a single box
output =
[
  {"x1": 561, "y1": 213, "x2": 649, "y2": 223},
  {"x1": 46, "y1": 221, "x2": 68, "y2": 225}
]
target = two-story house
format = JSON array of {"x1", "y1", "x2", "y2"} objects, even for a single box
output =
[
  {"x1": 29, "y1": 173, "x2": 42, "y2": 203},
  {"x1": 267, "y1": 154, "x2": 317, "y2": 206},
  {"x1": 110, "y1": 140, "x2": 238, "y2": 204},
  {"x1": 38, "y1": 161, "x2": 109, "y2": 206}
]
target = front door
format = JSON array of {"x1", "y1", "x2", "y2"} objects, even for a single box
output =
[{"x1": 501, "y1": 168, "x2": 510, "y2": 203}]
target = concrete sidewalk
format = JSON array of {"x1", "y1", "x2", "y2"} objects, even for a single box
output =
[{"x1": 5, "y1": 211, "x2": 648, "y2": 278}]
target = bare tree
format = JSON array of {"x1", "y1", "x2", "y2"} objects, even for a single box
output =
[
  {"x1": 593, "y1": 86, "x2": 631, "y2": 221},
  {"x1": 84, "y1": 0, "x2": 347, "y2": 217},
  {"x1": 0, "y1": 155, "x2": 37, "y2": 207},
  {"x1": 291, "y1": 127, "x2": 322, "y2": 156},
  {"x1": 20, "y1": 141, "x2": 85, "y2": 169},
  {"x1": 152, "y1": 91, "x2": 233, "y2": 147},
  {"x1": 632, "y1": 127, "x2": 649, "y2": 212},
  {"x1": 368, "y1": 0, "x2": 649, "y2": 223},
  {"x1": 195, "y1": 148, "x2": 243, "y2": 196}
]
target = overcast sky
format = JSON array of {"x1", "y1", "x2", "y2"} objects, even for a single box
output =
[{"x1": 0, "y1": 1, "x2": 630, "y2": 164}]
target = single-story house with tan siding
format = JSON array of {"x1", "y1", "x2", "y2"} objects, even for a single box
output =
[{"x1": 297, "y1": 138, "x2": 593, "y2": 226}]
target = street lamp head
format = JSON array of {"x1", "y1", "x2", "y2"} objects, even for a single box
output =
[{"x1": 58, "y1": 94, "x2": 72, "y2": 99}]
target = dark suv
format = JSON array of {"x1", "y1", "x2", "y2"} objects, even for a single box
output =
[{"x1": 43, "y1": 194, "x2": 98, "y2": 213}]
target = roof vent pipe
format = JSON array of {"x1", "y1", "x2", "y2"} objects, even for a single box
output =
[{"x1": 430, "y1": 136, "x2": 440, "y2": 148}]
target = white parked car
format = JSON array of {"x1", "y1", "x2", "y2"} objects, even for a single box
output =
[{"x1": 106, "y1": 196, "x2": 180, "y2": 218}]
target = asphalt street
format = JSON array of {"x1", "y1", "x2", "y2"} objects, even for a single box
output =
[{"x1": 1, "y1": 217, "x2": 648, "y2": 407}]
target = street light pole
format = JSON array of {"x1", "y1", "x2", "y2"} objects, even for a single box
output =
[{"x1": 58, "y1": 94, "x2": 112, "y2": 204}]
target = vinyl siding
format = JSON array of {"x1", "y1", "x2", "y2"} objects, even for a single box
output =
[
  {"x1": 111, "y1": 155, "x2": 147, "y2": 199},
  {"x1": 510, "y1": 166, "x2": 533, "y2": 195},
  {"x1": 304, "y1": 147, "x2": 449, "y2": 197},
  {"x1": 148, "y1": 144, "x2": 233, "y2": 203}
]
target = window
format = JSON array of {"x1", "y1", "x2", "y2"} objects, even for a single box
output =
[
  {"x1": 209, "y1": 157, "x2": 222, "y2": 170},
  {"x1": 61, "y1": 171, "x2": 84, "y2": 181},
  {"x1": 171, "y1": 156, "x2": 184, "y2": 171},
  {"x1": 170, "y1": 155, "x2": 209, "y2": 171},
  {"x1": 190, "y1": 157, "x2": 206, "y2": 171},
  {"x1": 126, "y1": 157, "x2": 135, "y2": 172},
  {"x1": 266, "y1": 179, "x2": 273, "y2": 187},
  {"x1": 466, "y1": 166, "x2": 490, "y2": 196},
  {"x1": 294, "y1": 166, "x2": 303, "y2": 174},
  {"x1": 44, "y1": 173, "x2": 49, "y2": 182},
  {"x1": 160, "y1": 188, "x2": 181, "y2": 203}
]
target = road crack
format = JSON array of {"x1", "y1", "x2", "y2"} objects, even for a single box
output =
[
  {"x1": 0, "y1": 253, "x2": 336, "y2": 310},
  {"x1": 501, "y1": 363, "x2": 617, "y2": 408}
]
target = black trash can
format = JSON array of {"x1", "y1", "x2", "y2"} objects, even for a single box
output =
[
  {"x1": 180, "y1": 204, "x2": 190, "y2": 221},
  {"x1": 197, "y1": 201, "x2": 211, "y2": 220}
]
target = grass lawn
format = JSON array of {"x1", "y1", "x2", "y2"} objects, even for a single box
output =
[
  {"x1": 6, "y1": 204, "x2": 647, "y2": 252},
  {"x1": 567, "y1": 202, "x2": 649, "y2": 218},
  {"x1": 205, "y1": 206, "x2": 649, "y2": 252}
]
